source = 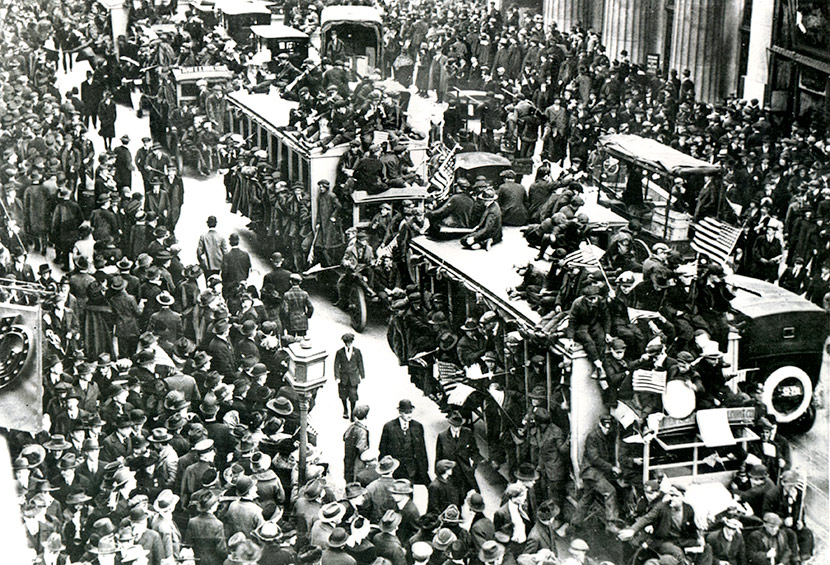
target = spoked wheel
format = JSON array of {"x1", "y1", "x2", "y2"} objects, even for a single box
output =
[{"x1": 348, "y1": 284, "x2": 368, "y2": 332}]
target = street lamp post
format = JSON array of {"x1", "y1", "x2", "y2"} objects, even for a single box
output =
[{"x1": 285, "y1": 339, "x2": 329, "y2": 486}]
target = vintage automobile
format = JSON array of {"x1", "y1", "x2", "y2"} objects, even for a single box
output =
[
  {"x1": 219, "y1": 0, "x2": 273, "y2": 45},
  {"x1": 250, "y1": 23, "x2": 310, "y2": 69},
  {"x1": 320, "y1": 5, "x2": 383, "y2": 75}
]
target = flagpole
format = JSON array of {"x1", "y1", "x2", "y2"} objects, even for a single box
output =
[{"x1": 582, "y1": 241, "x2": 613, "y2": 291}]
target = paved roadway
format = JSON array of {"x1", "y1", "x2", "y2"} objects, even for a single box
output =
[{"x1": 52, "y1": 58, "x2": 829, "y2": 559}]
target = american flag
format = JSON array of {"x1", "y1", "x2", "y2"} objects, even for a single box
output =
[
  {"x1": 632, "y1": 369, "x2": 667, "y2": 394},
  {"x1": 562, "y1": 243, "x2": 605, "y2": 268},
  {"x1": 428, "y1": 144, "x2": 459, "y2": 200},
  {"x1": 690, "y1": 217, "x2": 742, "y2": 265}
]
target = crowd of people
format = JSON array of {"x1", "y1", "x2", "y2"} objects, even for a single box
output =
[{"x1": 0, "y1": 0, "x2": 826, "y2": 563}]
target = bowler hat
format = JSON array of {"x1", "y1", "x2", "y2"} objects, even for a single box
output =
[{"x1": 397, "y1": 399, "x2": 414, "y2": 413}]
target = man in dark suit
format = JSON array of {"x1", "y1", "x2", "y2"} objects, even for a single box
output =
[
  {"x1": 379, "y1": 399, "x2": 430, "y2": 485},
  {"x1": 746, "y1": 513, "x2": 793, "y2": 565},
  {"x1": 435, "y1": 411, "x2": 481, "y2": 497},
  {"x1": 525, "y1": 499, "x2": 561, "y2": 554},
  {"x1": 496, "y1": 169, "x2": 529, "y2": 226},
  {"x1": 205, "y1": 318, "x2": 236, "y2": 381},
  {"x1": 573, "y1": 416, "x2": 619, "y2": 531},
  {"x1": 221, "y1": 233, "x2": 251, "y2": 291},
  {"x1": 619, "y1": 484, "x2": 703, "y2": 562},
  {"x1": 705, "y1": 517, "x2": 746, "y2": 565},
  {"x1": 462, "y1": 188, "x2": 503, "y2": 250},
  {"x1": 100, "y1": 413, "x2": 133, "y2": 462},
  {"x1": 334, "y1": 332, "x2": 365, "y2": 420},
  {"x1": 262, "y1": 252, "x2": 292, "y2": 297}
]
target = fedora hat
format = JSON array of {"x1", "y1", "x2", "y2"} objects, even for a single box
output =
[
  {"x1": 116, "y1": 256, "x2": 133, "y2": 271},
  {"x1": 196, "y1": 491, "x2": 219, "y2": 513},
  {"x1": 377, "y1": 455, "x2": 400, "y2": 475},
  {"x1": 515, "y1": 462, "x2": 540, "y2": 481},
  {"x1": 148, "y1": 428, "x2": 173, "y2": 443},
  {"x1": 13, "y1": 456, "x2": 32, "y2": 471},
  {"x1": 319, "y1": 502, "x2": 346, "y2": 523},
  {"x1": 252, "y1": 520, "x2": 283, "y2": 543},
  {"x1": 479, "y1": 541, "x2": 506, "y2": 562},
  {"x1": 437, "y1": 330, "x2": 458, "y2": 351},
  {"x1": 184, "y1": 264, "x2": 202, "y2": 279},
  {"x1": 65, "y1": 488, "x2": 92, "y2": 506},
  {"x1": 199, "y1": 394, "x2": 220, "y2": 416},
  {"x1": 439, "y1": 504, "x2": 462, "y2": 524},
  {"x1": 109, "y1": 275, "x2": 127, "y2": 291},
  {"x1": 447, "y1": 412, "x2": 464, "y2": 427},
  {"x1": 432, "y1": 528, "x2": 457, "y2": 551},
  {"x1": 327, "y1": 527, "x2": 349, "y2": 548},
  {"x1": 460, "y1": 317, "x2": 479, "y2": 332},
  {"x1": 44, "y1": 434, "x2": 71, "y2": 451},
  {"x1": 156, "y1": 291, "x2": 174, "y2": 306},
  {"x1": 266, "y1": 396, "x2": 294, "y2": 416},
  {"x1": 344, "y1": 482, "x2": 366, "y2": 499},
  {"x1": 165, "y1": 413, "x2": 186, "y2": 431},
  {"x1": 111, "y1": 467, "x2": 135, "y2": 488},
  {"x1": 192, "y1": 350, "x2": 211, "y2": 368},
  {"x1": 380, "y1": 510, "x2": 402, "y2": 533},
  {"x1": 58, "y1": 452, "x2": 81, "y2": 470},
  {"x1": 21, "y1": 444, "x2": 46, "y2": 467},
  {"x1": 153, "y1": 489, "x2": 180, "y2": 513},
  {"x1": 390, "y1": 479, "x2": 414, "y2": 495}
]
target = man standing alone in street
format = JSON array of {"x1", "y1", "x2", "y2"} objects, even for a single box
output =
[
  {"x1": 334, "y1": 332, "x2": 365, "y2": 420},
  {"x1": 197, "y1": 216, "x2": 228, "y2": 281}
]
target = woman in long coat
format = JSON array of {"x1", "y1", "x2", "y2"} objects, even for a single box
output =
[
  {"x1": 84, "y1": 280, "x2": 114, "y2": 357},
  {"x1": 97, "y1": 90, "x2": 117, "y2": 150}
]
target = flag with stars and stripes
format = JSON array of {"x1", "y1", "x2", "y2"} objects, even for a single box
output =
[
  {"x1": 562, "y1": 243, "x2": 605, "y2": 269},
  {"x1": 428, "y1": 144, "x2": 458, "y2": 200},
  {"x1": 632, "y1": 369, "x2": 667, "y2": 394},
  {"x1": 691, "y1": 217, "x2": 742, "y2": 265}
]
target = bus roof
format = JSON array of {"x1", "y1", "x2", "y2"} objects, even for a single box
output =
[
  {"x1": 227, "y1": 90, "x2": 298, "y2": 131},
  {"x1": 352, "y1": 186, "x2": 431, "y2": 204},
  {"x1": 320, "y1": 5, "x2": 382, "y2": 26},
  {"x1": 727, "y1": 274, "x2": 826, "y2": 318},
  {"x1": 250, "y1": 23, "x2": 308, "y2": 40},
  {"x1": 598, "y1": 134, "x2": 721, "y2": 177},
  {"x1": 411, "y1": 227, "x2": 541, "y2": 327}
]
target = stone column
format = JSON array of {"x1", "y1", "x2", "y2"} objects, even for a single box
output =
[
  {"x1": 601, "y1": 0, "x2": 657, "y2": 65},
  {"x1": 669, "y1": 0, "x2": 726, "y2": 104},
  {"x1": 544, "y1": 0, "x2": 588, "y2": 33},
  {"x1": 743, "y1": 0, "x2": 775, "y2": 101}
]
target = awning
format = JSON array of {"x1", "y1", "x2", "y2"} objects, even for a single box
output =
[{"x1": 770, "y1": 45, "x2": 830, "y2": 75}]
